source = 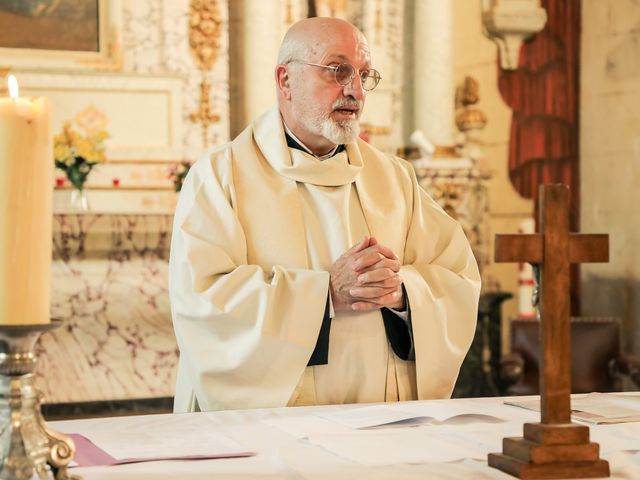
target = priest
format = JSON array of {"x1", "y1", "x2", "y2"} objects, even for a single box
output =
[{"x1": 169, "y1": 17, "x2": 481, "y2": 412}]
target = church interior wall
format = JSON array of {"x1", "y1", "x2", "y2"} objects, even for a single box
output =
[
  {"x1": 124, "y1": 0, "x2": 230, "y2": 163},
  {"x1": 452, "y1": 0, "x2": 534, "y2": 349},
  {"x1": 0, "y1": 0, "x2": 231, "y2": 404},
  {"x1": 580, "y1": 0, "x2": 640, "y2": 356},
  {"x1": 5, "y1": 0, "x2": 639, "y2": 410}
]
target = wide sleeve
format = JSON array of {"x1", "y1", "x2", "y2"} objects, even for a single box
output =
[
  {"x1": 400, "y1": 166, "x2": 481, "y2": 399},
  {"x1": 169, "y1": 152, "x2": 329, "y2": 412}
]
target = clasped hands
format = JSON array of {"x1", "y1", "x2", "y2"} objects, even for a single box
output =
[{"x1": 329, "y1": 236, "x2": 404, "y2": 312}]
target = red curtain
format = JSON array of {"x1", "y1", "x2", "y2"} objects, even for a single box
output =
[
  {"x1": 498, "y1": 0, "x2": 581, "y2": 232},
  {"x1": 498, "y1": 0, "x2": 581, "y2": 313}
]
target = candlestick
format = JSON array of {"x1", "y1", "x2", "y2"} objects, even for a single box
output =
[
  {"x1": 0, "y1": 320, "x2": 78, "y2": 480},
  {"x1": 0, "y1": 75, "x2": 53, "y2": 325}
]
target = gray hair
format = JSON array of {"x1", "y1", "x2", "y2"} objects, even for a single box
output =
[{"x1": 277, "y1": 34, "x2": 310, "y2": 65}]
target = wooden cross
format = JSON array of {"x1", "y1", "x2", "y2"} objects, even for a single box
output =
[{"x1": 488, "y1": 184, "x2": 610, "y2": 479}]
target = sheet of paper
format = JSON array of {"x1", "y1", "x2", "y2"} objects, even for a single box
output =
[
  {"x1": 262, "y1": 415, "x2": 353, "y2": 438},
  {"x1": 60, "y1": 413, "x2": 252, "y2": 462},
  {"x1": 506, "y1": 393, "x2": 640, "y2": 424},
  {"x1": 572, "y1": 394, "x2": 640, "y2": 423},
  {"x1": 591, "y1": 422, "x2": 640, "y2": 452},
  {"x1": 69, "y1": 433, "x2": 254, "y2": 467},
  {"x1": 317, "y1": 400, "x2": 508, "y2": 430},
  {"x1": 398, "y1": 398, "x2": 521, "y2": 422},
  {"x1": 317, "y1": 405, "x2": 433, "y2": 429},
  {"x1": 307, "y1": 423, "x2": 513, "y2": 466}
]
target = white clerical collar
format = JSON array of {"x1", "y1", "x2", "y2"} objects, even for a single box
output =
[{"x1": 282, "y1": 121, "x2": 339, "y2": 161}]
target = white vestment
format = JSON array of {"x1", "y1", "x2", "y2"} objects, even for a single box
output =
[{"x1": 170, "y1": 106, "x2": 481, "y2": 412}]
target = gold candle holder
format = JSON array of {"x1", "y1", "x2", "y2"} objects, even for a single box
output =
[{"x1": 0, "y1": 320, "x2": 78, "y2": 480}]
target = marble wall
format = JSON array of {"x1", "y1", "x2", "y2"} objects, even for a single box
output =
[
  {"x1": 580, "y1": 0, "x2": 640, "y2": 356},
  {"x1": 122, "y1": 0, "x2": 230, "y2": 161},
  {"x1": 38, "y1": 214, "x2": 178, "y2": 403}
]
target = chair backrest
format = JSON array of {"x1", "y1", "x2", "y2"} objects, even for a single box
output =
[{"x1": 509, "y1": 317, "x2": 622, "y2": 395}]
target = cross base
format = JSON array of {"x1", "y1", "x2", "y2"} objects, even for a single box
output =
[{"x1": 488, "y1": 423, "x2": 610, "y2": 479}]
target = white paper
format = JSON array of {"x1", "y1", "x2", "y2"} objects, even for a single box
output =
[
  {"x1": 60, "y1": 413, "x2": 249, "y2": 460},
  {"x1": 317, "y1": 400, "x2": 507, "y2": 430},
  {"x1": 317, "y1": 405, "x2": 433, "y2": 429},
  {"x1": 591, "y1": 422, "x2": 640, "y2": 452},
  {"x1": 506, "y1": 393, "x2": 640, "y2": 425},
  {"x1": 263, "y1": 415, "x2": 353, "y2": 438},
  {"x1": 307, "y1": 419, "x2": 533, "y2": 466}
]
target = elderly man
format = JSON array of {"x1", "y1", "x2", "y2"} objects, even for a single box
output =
[{"x1": 169, "y1": 17, "x2": 480, "y2": 412}]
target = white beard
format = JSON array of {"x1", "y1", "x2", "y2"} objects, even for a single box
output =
[
  {"x1": 321, "y1": 117, "x2": 360, "y2": 144},
  {"x1": 293, "y1": 90, "x2": 362, "y2": 146},
  {"x1": 298, "y1": 111, "x2": 360, "y2": 145}
]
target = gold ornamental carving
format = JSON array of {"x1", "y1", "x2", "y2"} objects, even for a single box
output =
[
  {"x1": 374, "y1": 0, "x2": 383, "y2": 45},
  {"x1": 188, "y1": 0, "x2": 222, "y2": 147},
  {"x1": 360, "y1": 123, "x2": 391, "y2": 136},
  {"x1": 455, "y1": 76, "x2": 487, "y2": 133}
]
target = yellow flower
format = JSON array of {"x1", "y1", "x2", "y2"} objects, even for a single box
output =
[
  {"x1": 92, "y1": 130, "x2": 110, "y2": 143},
  {"x1": 54, "y1": 133, "x2": 68, "y2": 147},
  {"x1": 54, "y1": 144, "x2": 72, "y2": 163},
  {"x1": 75, "y1": 138, "x2": 93, "y2": 161},
  {"x1": 53, "y1": 118, "x2": 109, "y2": 188}
]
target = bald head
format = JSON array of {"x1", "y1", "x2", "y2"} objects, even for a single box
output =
[
  {"x1": 277, "y1": 17, "x2": 367, "y2": 65},
  {"x1": 274, "y1": 17, "x2": 371, "y2": 155}
]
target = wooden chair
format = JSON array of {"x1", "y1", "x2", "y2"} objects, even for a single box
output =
[{"x1": 501, "y1": 316, "x2": 640, "y2": 395}]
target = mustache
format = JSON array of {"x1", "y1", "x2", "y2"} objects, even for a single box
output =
[{"x1": 332, "y1": 97, "x2": 362, "y2": 111}]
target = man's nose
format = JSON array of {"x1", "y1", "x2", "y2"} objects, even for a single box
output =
[{"x1": 343, "y1": 73, "x2": 366, "y2": 100}]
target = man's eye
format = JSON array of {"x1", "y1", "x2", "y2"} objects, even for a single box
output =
[{"x1": 360, "y1": 71, "x2": 370, "y2": 80}]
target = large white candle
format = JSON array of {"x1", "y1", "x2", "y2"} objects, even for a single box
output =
[{"x1": 0, "y1": 75, "x2": 52, "y2": 325}]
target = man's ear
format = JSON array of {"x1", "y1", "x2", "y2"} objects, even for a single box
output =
[{"x1": 275, "y1": 65, "x2": 292, "y2": 101}]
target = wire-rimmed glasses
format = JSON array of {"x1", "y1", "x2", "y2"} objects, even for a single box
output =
[{"x1": 293, "y1": 61, "x2": 382, "y2": 91}]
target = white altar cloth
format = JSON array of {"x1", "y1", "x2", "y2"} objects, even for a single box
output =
[{"x1": 51, "y1": 395, "x2": 640, "y2": 479}]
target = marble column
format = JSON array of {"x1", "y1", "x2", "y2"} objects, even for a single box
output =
[
  {"x1": 229, "y1": 0, "x2": 285, "y2": 136},
  {"x1": 413, "y1": 0, "x2": 455, "y2": 148}
]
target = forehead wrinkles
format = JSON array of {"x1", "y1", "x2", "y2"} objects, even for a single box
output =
[{"x1": 304, "y1": 27, "x2": 371, "y2": 65}]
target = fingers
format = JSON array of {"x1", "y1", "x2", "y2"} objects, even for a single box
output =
[
  {"x1": 357, "y1": 259, "x2": 400, "y2": 279},
  {"x1": 358, "y1": 275, "x2": 401, "y2": 290},
  {"x1": 374, "y1": 243, "x2": 398, "y2": 261},
  {"x1": 352, "y1": 245, "x2": 400, "y2": 272},
  {"x1": 356, "y1": 267, "x2": 400, "y2": 286},
  {"x1": 353, "y1": 250, "x2": 385, "y2": 271},
  {"x1": 332, "y1": 237, "x2": 403, "y2": 313},
  {"x1": 349, "y1": 236, "x2": 372, "y2": 254},
  {"x1": 350, "y1": 285, "x2": 398, "y2": 299},
  {"x1": 350, "y1": 289, "x2": 403, "y2": 311},
  {"x1": 350, "y1": 301, "x2": 382, "y2": 311}
]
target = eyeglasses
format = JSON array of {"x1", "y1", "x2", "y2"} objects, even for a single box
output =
[{"x1": 293, "y1": 61, "x2": 382, "y2": 91}]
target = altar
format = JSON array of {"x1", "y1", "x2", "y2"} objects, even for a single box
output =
[
  {"x1": 39, "y1": 213, "x2": 178, "y2": 406},
  {"x1": 51, "y1": 394, "x2": 640, "y2": 479}
]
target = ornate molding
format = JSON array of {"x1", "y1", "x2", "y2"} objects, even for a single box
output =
[
  {"x1": 433, "y1": 145, "x2": 459, "y2": 159},
  {"x1": 79, "y1": 26, "x2": 123, "y2": 71},
  {"x1": 481, "y1": 0, "x2": 547, "y2": 70},
  {"x1": 0, "y1": 0, "x2": 123, "y2": 72},
  {"x1": 188, "y1": 0, "x2": 222, "y2": 147},
  {"x1": 360, "y1": 123, "x2": 391, "y2": 136},
  {"x1": 455, "y1": 76, "x2": 487, "y2": 133}
]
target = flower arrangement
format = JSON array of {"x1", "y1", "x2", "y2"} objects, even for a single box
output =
[
  {"x1": 168, "y1": 161, "x2": 193, "y2": 192},
  {"x1": 54, "y1": 122, "x2": 109, "y2": 191}
]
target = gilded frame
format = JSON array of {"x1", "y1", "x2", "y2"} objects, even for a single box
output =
[{"x1": 0, "y1": 0, "x2": 121, "y2": 71}]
